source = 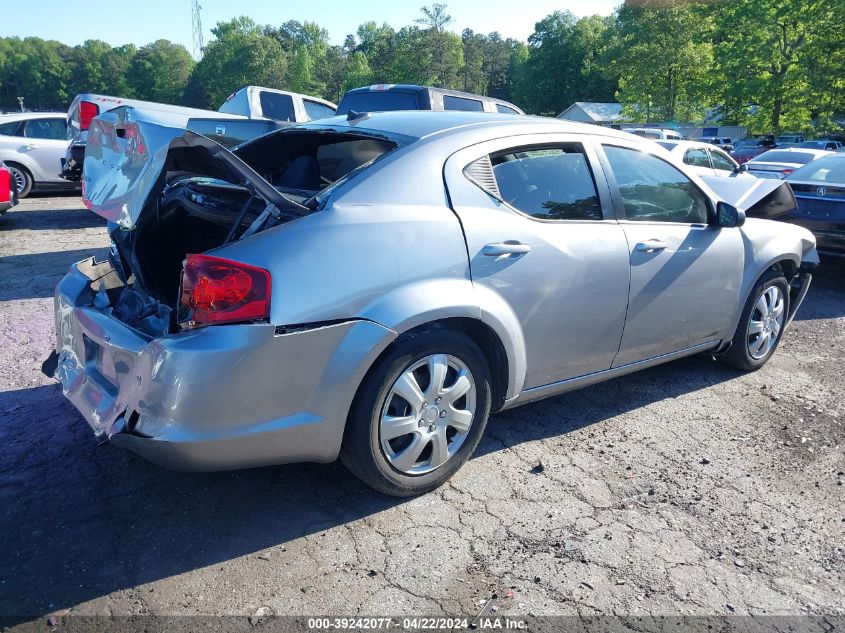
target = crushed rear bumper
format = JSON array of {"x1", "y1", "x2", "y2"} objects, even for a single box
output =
[{"x1": 52, "y1": 258, "x2": 396, "y2": 470}]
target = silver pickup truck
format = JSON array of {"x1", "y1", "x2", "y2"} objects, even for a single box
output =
[{"x1": 61, "y1": 87, "x2": 337, "y2": 181}]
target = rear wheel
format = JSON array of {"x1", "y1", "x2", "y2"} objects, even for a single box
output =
[
  {"x1": 719, "y1": 268, "x2": 789, "y2": 371},
  {"x1": 341, "y1": 329, "x2": 492, "y2": 496},
  {"x1": 7, "y1": 164, "x2": 32, "y2": 198}
]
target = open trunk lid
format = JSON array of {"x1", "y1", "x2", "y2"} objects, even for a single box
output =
[{"x1": 83, "y1": 106, "x2": 298, "y2": 230}]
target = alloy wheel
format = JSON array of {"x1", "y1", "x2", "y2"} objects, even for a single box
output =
[
  {"x1": 747, "y1": 286, "x2": 785, "y2": 360},
  {"x1": 9, "y1": 167, "x2": 25, "y2": 194},
  {"x1": 379, "y1": 354, "x2": 476, "y2": 475}
]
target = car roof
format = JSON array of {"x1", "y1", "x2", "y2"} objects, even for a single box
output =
[
  {"x1": 0, "y1": 112, "x2": 66, "y2": 122},
  {"x1": 302, "y1": 110, "x2": 634, "y2": 143},
  {"x1": 656, "y1": 139, "x2": 716, "y2": 152}
]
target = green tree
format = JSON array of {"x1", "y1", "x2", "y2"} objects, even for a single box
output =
[
  {"x1": 414, "y1": 4, "x2": 463, "y2": 88},
  {"x1": 356, "y1": 22, "x2": 399, "y2": 83},
  {"x1": 612, "y1": 2, "x2": 713, "y2": 123},
  {"x1": 127, "y1": 40, "x2": 194, "y2": 103},
  {"x1": 67, "y1": 40, "x2": 134, "y2": 98},
  {"x1": 343, "y1": 51, "x2": 373, "y2": 93},
  {"x1": 186, "y1": 17, "x2": 287, "y2": 108},
  {"x1": 516, "y1": 12, "x2": 617, "y2": 116},
  {"x1": 712, "y1": 0, "x2": 843, "y2": 132}
]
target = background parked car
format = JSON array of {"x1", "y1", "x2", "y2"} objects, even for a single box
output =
[
  {"x1": 0, "y1": 159, "x2": 18, "y2": 214},
  {"x1": 62, "y1": 87, "x2": 337, "y2": 181},
  {"x1": 694, "y1": 136, "x2": 734, "y2": 152},
  {"x1": 623, "y1": 127, "x2": 684, "y2": 140},
  {"x1": 746, "y1": 148, "x2": 831, "y2": 179},
  {"x1": 0, "y1": 112, "x2": 79, "y2": 197},
  {"x1": 775, "y1": 134, "x2": 806, "y2": 147},
  {"x1": 730, "y1": 136, "x2": 777, "y2": 164},
  {"x1": 798, "y1": 140, "x2": 842, "y2": 151},
  {"x1": 656, "y1": 139, "x2": 748, "y2": 178},
  {"x1": 336, "y1": 84, "x2": 524, "y2": 115},
  {"x1": 778, "y1": 153, "x2": 845, "y2": 255}
]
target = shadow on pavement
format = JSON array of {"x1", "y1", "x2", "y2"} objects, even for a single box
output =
[
  {"x1": 793, "y1": 257, "x2": 845, "y2": 321},
  {"x1": 0, "y1": 248, "x2": 107, "y2": 301},
  {"x1": 0, "y1": 205, "x2": 104, "y2": 232},
  {"x1": 0, "y1": 352, "x2": 741, "y2": 623}
]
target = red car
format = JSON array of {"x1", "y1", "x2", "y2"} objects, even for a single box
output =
[
  {"x1": 0, "y1": 160, "x2": 17, "y2": 214},
  {"x1": 730, "y1": 136, "x2": 777, "y2": 164}
]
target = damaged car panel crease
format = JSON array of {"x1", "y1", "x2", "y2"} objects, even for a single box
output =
[{"x1": 53, "y1": 109, "x2": 819, "y2": 496}]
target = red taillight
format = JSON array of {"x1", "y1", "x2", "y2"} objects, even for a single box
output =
[
  {"x1": 178, "y1": 254, "x2": 271, "y2": 328},
  {"x1": 781, "y1": 168, "x2": 793, "y2": 175},
  {"x1": 79, "y1": 101, "x2": 100, "y2": 131}
]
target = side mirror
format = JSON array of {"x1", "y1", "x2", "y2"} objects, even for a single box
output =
[
  {"x1": 715, "y1": 201, "x2": 746, "y2": 228},
  {"x1": 734, "y1": 163, "x2": 748, "y2": 174}
]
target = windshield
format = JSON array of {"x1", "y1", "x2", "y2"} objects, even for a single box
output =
[
  {"x1": 786, "y1": 156, "x2": 845, "y2": 184},
  {"x1": 751, "y1": 150, "x2": 817, "y2": 164},
  {"x1": 337, "y1": 91, "x2": 418, "y2": 115},
  {"x1": 733, "y1": 140, "x2": 760, "y2": 148}
]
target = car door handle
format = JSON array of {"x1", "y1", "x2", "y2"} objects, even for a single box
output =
[
  {"x1": 483, "y1": 242, "x2": 532, "y2": 257},
  {"x1": 635, "y1": 239, "x2": 668, "y2": 253},
  {"x1": 24, "y1": 144, "x2": 39, "y2": 149}
]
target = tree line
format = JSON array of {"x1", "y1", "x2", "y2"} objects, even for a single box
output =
[{"x1": 1, "y1": 0, "x2": 842, "y2": 134}]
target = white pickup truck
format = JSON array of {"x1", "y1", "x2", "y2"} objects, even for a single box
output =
[{"x1": 61, "y1": 86, "x2": 337, "y2": 181}]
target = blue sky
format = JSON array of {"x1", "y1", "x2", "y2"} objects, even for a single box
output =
[{"x1": 2, "y1": 0, "x2": 619, "y2": 52}]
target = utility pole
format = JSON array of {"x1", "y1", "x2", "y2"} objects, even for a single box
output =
[{"x1": 191, "y1": 0, "x2": 204, "y2": 60}]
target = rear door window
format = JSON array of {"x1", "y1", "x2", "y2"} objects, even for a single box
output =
[
  {"x1": 495, "y1": 104, "x2": 520, "y2": 115},
  {"x1": 443, "y1": 95, "x2": 485, "y2": 112},
  {"x1": 0, "y1": 121, "x2": 20, "y2": 136},
  {"x1": 486, "y1": 144, "x2": 604, "y2": 221},
  {"x1": 259, "y1": 92, "x2": 296, "y2": 121},
  {"x1": 23, "y1": 118, "x2": 66, "y2": 140},
  {"x1": 603, "y1": 145, "x2": 709, "y2": 224},
  {"x1": 303, "y1": 100, "x2": 336, "y2": 121},
  {"x1": 709, "y1": 149, "x2": 736, "y2": 172},
  {"x1": 684, "y1": 148, "x2": 711, "y2": 168}
]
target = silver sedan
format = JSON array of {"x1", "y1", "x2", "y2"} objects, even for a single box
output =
[{"x1": 50, "y1": 110, "x2": 818, "y2": 496}]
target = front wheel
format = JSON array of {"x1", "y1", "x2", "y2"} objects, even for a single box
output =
[
  {"x1": 340, "y1": 329, "x2": 492, "y2": 496},
  {"x1": 719, "y1": 268, "x2": 789, "y2": 371}
]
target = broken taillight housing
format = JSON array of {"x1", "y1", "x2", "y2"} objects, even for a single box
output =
[
  {"x1": 79, "y1": 101, "x2": 100, "y2": 131},
  {"x1": 178, "y1": 254, "x2": 271, "y2": 329}
]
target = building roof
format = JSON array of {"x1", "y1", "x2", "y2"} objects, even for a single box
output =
[{"x1": 558, "y1": 102, "x2": 623, "y2": 122}]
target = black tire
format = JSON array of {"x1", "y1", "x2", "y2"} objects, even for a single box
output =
[
  {"x1": 719, "y1": 267, "x2": 790, "y2": 371},
  {"x1": 340, "y1": 328, "x2": 492, "y2": 497},
  {"x1": 7, "y1": 163, "x2": 32, "y2": 198}
]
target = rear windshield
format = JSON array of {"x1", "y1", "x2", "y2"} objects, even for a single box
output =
[
  {"x1": 236, "y1": 130, "x2": 398, "y2": 194},
  {"x1": 753, "y1": 150, "x2": 817, "y2": 164},
  {"x1": 655, "y1": 141, "x2": 675, "y2": 151},
  {"x1": 337, "y1": 91, "x2": 418, "y2": 114},
  {"x1": 786, "y1": 156, "x2": 845, "y2": 184}
]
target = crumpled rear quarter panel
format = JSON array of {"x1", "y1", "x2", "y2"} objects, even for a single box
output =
[{"x1": 54, "y1": 262, "x2": 396, "y2": 470}]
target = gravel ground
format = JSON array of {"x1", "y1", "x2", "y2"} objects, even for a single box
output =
[{"x1": 1, "y1": 196, "x2": 843, "y2": 627}]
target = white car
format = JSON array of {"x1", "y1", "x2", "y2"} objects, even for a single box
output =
[
  {"x1": 0, "y1": 112, "x2": 78, "y2": 197},
  {"x1": 656, "y1": 140, "x2": 749, "y2": 178},
  {"x1": 746, "y1": 148, "x2": 832, "y2": 180},
  {"x1": 624, "y1": 127, "x2": 684, "y2": 140}
]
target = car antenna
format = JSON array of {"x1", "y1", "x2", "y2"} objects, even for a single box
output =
[{"x1": 347, "y1": 110, "x2": 370, "y2": 122}]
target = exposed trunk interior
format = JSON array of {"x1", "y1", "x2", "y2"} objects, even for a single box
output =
[{"x1": 104, "y1": 129, "x2": 397, "y2": 336}]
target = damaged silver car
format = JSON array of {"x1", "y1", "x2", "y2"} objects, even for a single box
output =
[{"x1": 49, "y1": 108, "x2": 818, "y2": 496}]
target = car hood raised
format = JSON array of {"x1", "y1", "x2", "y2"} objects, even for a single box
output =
[{"x1": 699, "y1": 175, "x2": 798, "y2": 218}]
